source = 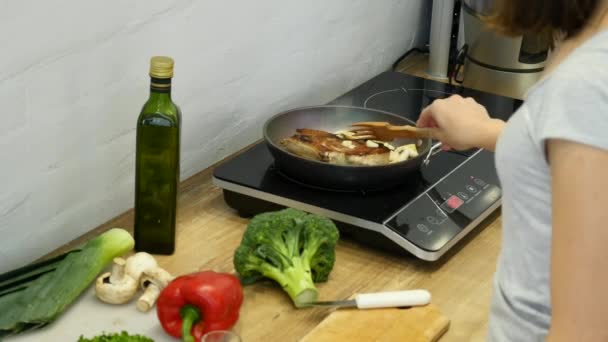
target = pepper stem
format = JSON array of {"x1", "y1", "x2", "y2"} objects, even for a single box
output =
[{"x1": 180, "y1": 304, "x2": 201, "y2": 342}]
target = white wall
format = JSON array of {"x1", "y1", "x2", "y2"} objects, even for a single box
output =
[{"x1": 0, "y1": 0, "x2": 430, "y2": 272}]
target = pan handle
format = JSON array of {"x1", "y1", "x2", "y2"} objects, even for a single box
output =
[{"x1": 423, "y1": 142, "x2": 443, "y2": 166}]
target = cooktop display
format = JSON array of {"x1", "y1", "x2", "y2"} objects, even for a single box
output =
[{"x1": 213, "y1": 71, "x2": 522, "y2": 261}]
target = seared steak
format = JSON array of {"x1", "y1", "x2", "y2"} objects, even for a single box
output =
[{"x1": 279, "y1": 129, "x2": 393, "y2": 166}]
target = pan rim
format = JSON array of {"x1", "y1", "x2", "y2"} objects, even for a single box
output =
[{"x1": 262, "y1": 105, "x2": 432, "y2": 170}]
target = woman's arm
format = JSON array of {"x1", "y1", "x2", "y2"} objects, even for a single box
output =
[
  {"x1": 476, "y1": 118, "x2": 505, "y2": 152},
  {"x1": 546, "y1": 139, "x2": 608, "y2": 341},
  {"x1": 417, "y1": 95, "x2": 504, "y2": 152}
]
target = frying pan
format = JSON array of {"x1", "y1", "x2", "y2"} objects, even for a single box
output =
[{"x1": 263, "y1": 105, "x2": 442, "y2": 191}]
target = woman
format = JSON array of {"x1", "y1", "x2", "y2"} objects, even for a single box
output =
[{"x1": 417, "y1": 0, "x2": 608, "y2": 341}]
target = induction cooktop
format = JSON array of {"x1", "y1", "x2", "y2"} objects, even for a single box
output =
[{"x1": 212, "y1": 71, "x2": 522, "y2": 261}]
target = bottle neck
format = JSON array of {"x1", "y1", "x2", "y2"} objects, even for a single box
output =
[{"x1": 149, "y1": 77, "x2": 172, "y2": 99}]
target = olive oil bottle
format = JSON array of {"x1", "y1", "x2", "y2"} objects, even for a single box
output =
[{"x1": 134, "y1": 56, "x2": 181, "y2": 254}]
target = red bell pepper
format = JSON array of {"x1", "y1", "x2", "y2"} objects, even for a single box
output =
[{"x1": 156, "y1": 271, "x2": 244, "y2": 342}]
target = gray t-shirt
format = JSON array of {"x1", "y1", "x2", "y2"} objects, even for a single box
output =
[{"x1": 488, "y1": 31, "x2": 608, "y2": 341}]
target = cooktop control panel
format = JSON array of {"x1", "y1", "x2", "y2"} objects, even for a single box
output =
[{"x1": 386, "y1": 150, "x2": 501, "y2": 252}]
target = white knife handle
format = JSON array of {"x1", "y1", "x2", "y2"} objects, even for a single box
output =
[{"x1": 355, "y1": 290, "x2": 431, "y2": 309}]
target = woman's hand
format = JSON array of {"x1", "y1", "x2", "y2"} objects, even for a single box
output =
[{"x1": 416, "y1": 95, "x2": 504, "y2": 152}]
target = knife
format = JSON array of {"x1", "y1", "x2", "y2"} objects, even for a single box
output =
[{"x1": 301, "y1": 289, "x2": 431, "y2": 309}]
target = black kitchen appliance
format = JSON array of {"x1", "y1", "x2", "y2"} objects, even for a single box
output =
[{"x1": 213, "y1": 71, "x2": 521, "y2": 261}]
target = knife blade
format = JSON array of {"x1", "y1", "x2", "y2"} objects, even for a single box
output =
[{"x1": 301, "y1": 289, "x2": 431, "y2": 309}]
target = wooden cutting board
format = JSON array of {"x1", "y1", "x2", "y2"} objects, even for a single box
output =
[{"x1": 300, "y1": 304, "x2": 450, "y2": 342}]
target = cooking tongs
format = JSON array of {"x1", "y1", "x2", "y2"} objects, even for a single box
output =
[
  {"x1": 347, "y1": 121, "x2": 442, "y2": 165},
  {"x1": 348, "y1": 121, "x2": 434, "y2": 141}
]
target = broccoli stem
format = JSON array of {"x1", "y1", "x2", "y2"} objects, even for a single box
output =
[{"x1": 260, "y1": 258, "x2": 318, "y2": 308}]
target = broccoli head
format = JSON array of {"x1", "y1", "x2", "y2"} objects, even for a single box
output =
[{"x1": 233, "y1": 208, "x2": 339, "y2": 307}]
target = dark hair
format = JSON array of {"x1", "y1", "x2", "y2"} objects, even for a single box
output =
[{"x1": 488, "y1": 0, "x2": 601, "y2": 39}]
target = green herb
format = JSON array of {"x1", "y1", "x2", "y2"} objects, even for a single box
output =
[
  {"x1": 0, "y1": 228, "x2": 135, "y2": 337},
  {"x1": 78, "y1": 331, "x2": 154, "y2": 342},
  {"x1": 233, "y1": 208, "x2": 340, "y2": 307}
]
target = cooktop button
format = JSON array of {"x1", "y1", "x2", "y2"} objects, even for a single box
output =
[
  {"x1": 466, "y1": 185, "x2": 478, "y2": 193},
  {"x1": 474, "y1": 178, "x2": 486, "y2": 186},
  {"x1": 458, "y1": 192, "x2": 470, "y2": 200},
  {"x1": 426, "y1": 216, "x2": 439, "y2": 224},
  {"x1": 416, "y1": 224, "x2": 430, "y2": 233}
]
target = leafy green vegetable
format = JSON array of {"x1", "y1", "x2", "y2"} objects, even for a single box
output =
[
  {"x1": 0, "y1": 228, "x2": 134, "y2": 337},
  {"x1": 0, "y1": 250, "x2": 78, "y2": 297},
  {"x1": 78, "y1": 331, "x2": 154, "y2": 342},
  {"x1": 233, "y1": 208, "x2": 339, "y2": 307}
]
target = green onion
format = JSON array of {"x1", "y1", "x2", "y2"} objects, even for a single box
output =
[
  {"x1": 0, "y1": 250, "x2": 78, "y2": 297},
  {"x1": 0, "y1": 228, "x2": 134, "y2": 337}
]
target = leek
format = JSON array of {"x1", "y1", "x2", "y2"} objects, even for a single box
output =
[{"x1": 0, "y1": 228, "x2": 134, "y2": 338}]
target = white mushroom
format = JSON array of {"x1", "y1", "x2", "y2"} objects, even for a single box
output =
[
  {"x1": 95, "y1": 257, "x2": 138, "y2": 304},
  {"x1": 95, "y1": 252, "x2": 161, "y2": 305},
  {"x1": 125, "y1": 252, "x2": 158, "y2": 280},
  {"x1": 366, "y1": 140, "x2": 379, "y2": 148},
  {"x1": 136, "y1": 267, "x2": 175, "y2": 312},
  {"x1": 341, "y1": 140, "x2": 355, "y2": 149}
]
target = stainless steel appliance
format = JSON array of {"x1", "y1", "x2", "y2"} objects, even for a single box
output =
[{"x1": 460, "y1": 0, "x2": 550, "y2": 99}]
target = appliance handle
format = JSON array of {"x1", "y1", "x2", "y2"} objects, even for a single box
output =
[{"x1": 423, "y1": 142, "x2": 443, "y2": 166}]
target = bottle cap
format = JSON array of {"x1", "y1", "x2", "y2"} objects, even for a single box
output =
[{"x1": 149, "y1": 56, "x2": 174, "y2": 78}]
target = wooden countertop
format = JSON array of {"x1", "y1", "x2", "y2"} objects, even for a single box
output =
[{"x1": 50, "y1": 57, "x2": 503, "y2": 342}]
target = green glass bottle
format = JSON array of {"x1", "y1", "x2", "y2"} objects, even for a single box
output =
[{"x1": 134, "y1": 56, "x2": 181, "y2": 254}]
